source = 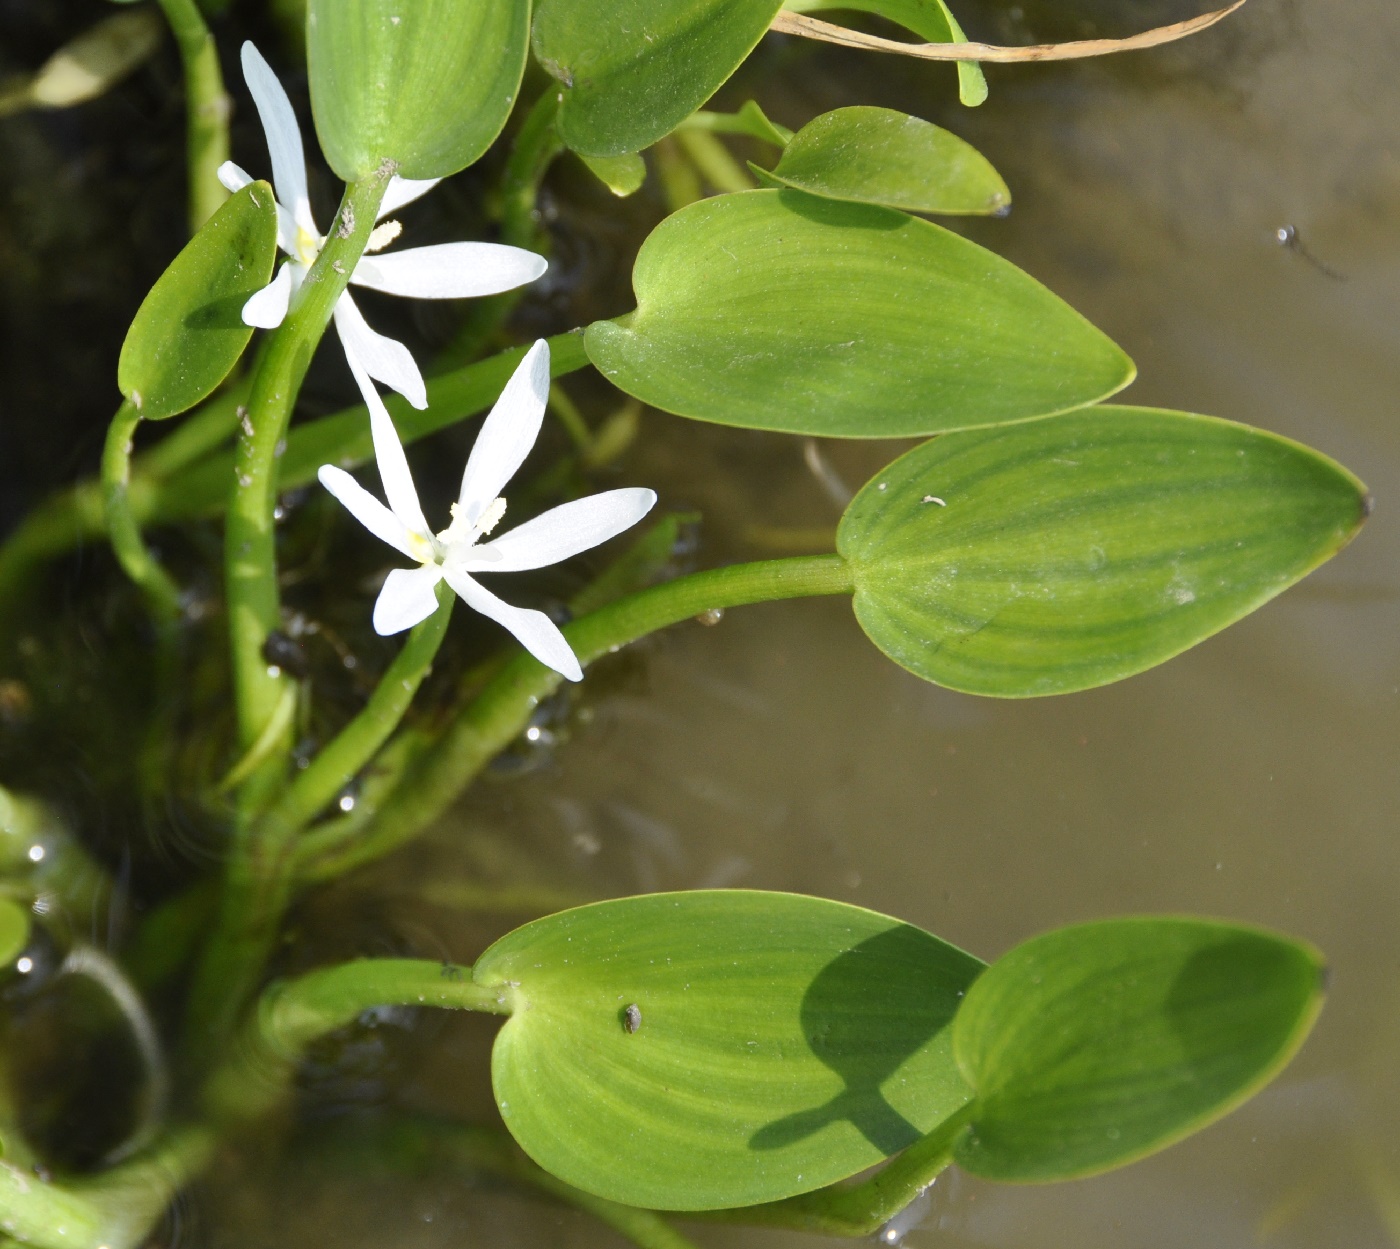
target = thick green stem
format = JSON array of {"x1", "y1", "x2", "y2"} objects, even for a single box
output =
[
  {"x1": 673, "y1": 128, "x2": 755, "y2": 193},
  {"x1": 436, "y1": 92, "x2": 564, "y2": 370},
  {"x1": 154, "y1": 0, "x2": 230, "y2": 231},
  {"x1": 304, "y1": 555, "x2": 854, "y2": 879},
  {"x1": 102, "y1": 400, "x2": 181, "y2": 620},
  {"x1": 697, "y1": 1104, "x2": 973, "y2": 1235}
]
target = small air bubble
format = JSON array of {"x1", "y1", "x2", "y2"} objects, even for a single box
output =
[
  {"x1": 26, "y1": 844, "x2": 44, "y2": 863},
  {"x1": 338, "y1": 794, "x2": 356, "y2": 813},
  {"x1": 15, "y1": 958, "x2": 33, "y2": 974}
]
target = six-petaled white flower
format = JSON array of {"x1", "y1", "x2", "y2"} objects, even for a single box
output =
[
  {"x1": 318, "y1": 341, "x2": 657, "y2": 682},
  {"x1": 218, "y1": 41, "x2": 547, "y2": 410}
]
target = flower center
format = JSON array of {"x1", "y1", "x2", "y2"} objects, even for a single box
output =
[
  {"x1": 294, "y1": 225, "x2": 323, "y2": 269},
  {"x1": 434, "y1": 497, "x2": 507, "y2": 560}
]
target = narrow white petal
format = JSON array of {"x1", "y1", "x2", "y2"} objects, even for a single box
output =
[
  {"x1": 464, "y1": 489, "x2": 658, "y2": 573},
  {"x1": 350, "y1": 244, "x2": 548, "y2": 300},
  {"x1": 218, "y1": 161, "x2": 253, "y2": 194},
  {"x1": 239, "y1": 42, "x2": 317, "y2": 238},
  {"x1": 372, "y1": 565, "x2": 444, "y2": 635},
  {"x1": 379, "y1": 176, "x2": 442, "y2": 219},
  {"x1": 317, "y1": 465, "x2": 422, "y2": 563},
  {"x1": 342, "y1": 349, "x2": 432, "y2": 539},
  {"x1": 332, "y1": 292, "x2": 428, "y2": 410},
  {"x1": 457, "y1": 340, "x2": 550, "y2": 518},
  {"x1": 241, "y1": 262, "x2": 293, "y2": 329},
  {"x1": 442, "y1": 569, "x2": 583, "y2": 682}
]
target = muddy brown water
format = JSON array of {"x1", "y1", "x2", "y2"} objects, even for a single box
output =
[{"x1": 3, "y1": 1, "x2": 1399, "y2": 1247}]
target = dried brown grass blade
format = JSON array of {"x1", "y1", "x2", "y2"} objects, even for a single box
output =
[{"x1": 769, "y1": 0, "x2": 1247, "y2": 63}]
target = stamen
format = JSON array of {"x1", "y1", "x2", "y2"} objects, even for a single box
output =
[{"x1": 477, "y1": 497, "x2": 507, "y2": 536}]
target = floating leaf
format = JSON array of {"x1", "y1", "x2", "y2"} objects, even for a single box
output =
[
  {"x1": 585, "y1": 189, "x2": 1132, "y2": 436},
  {"x1": 581, "y1": 151, "x2": 648, "y2": 197},
  {"x1": 477, "y1": 890, "x2": 982, "y2": 1210},
  {"x1": 0, "y1": 900, "x2": 29, "y2": 967},
  {"x1": 308, "y1": 0, "x2": 530, "y2": 181},
  {"x1": 117, "y1": 183, "x2": 278, "y2": 421},
  {"x1": 753, "y1": 106, "x2": 1009, "y2": 215},
  {"x1": 533, "y1": 0, "x2": 784, "y2": 157},
  {"x1": 789, "y1": 0, "x2": 987, "y2": 105},
  {"x1": 953, "y1": 918, "x2": 1325, "y2": 1181},
  {"x1": 837, "y1": 406, "x2": 1369, "y2": 696}
]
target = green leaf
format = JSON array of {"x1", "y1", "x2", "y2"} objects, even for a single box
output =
[
  {"x1": 580, "y1": 151, "x2": 647, "y2": 197},
  {"x1": 533, "y1": 0, "x2": 784, "y2": 157},
  {"x1": 952, "y1": 918, "x2": 1325, "y2": 1181},
  {"x1": 754, "y1": 106, "x2": 1009, "y2": 215},
  {"x1": 585, "y1": 189, "x2": 1132, "y2": 436},
  {"x1": 476, "y1": 890, "x2": 982, "y2": 1210},
  {"x1": 308, "y1": 0, "x2": 530, "y2": 181},
  {"x1": 837, "y1": 406, "x2": 1369, "y2": 697},
  {"x1": 0, "y1": 899, "x2": 29, "y2": 967},
  {"x1": 117, "y1": 182, "x2": 278, "y2": 421},
  {"x1": 789, "y1": 0, "x2": 987, "y2": 106}
]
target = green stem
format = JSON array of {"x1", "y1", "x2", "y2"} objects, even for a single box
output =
[
  {"x1": 154, "y1": 0, "x2": 231, "y2": 231},
  {"x1": 139, "y1": 365, "x2": 256, "y2": 479},
  {"x1": 0, "y1": 1161, "x2": 106, "y2": 1249},
  {"x1": 303, "y1": 554, "x2": 853, "y2": 879},
  {"x1": 698, "y1": 1104, "x2": 973, "y2": 1236},
  {"x1": 674, "y1": 128, "x2": 755, "y2": 193},
  {"x1": 102, "y1": 400, "x2": 181, "y2": 620},
  {"x1": 435, "y1": 92, "x2": 564, "y2": 371}
]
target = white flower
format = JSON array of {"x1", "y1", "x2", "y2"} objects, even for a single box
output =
[
  {"x1": 318, "y1": 340, "x2": 657, "y2": 682},
  {"x1": 218, "y1": 41, "x2": 547, "y2": 411}
]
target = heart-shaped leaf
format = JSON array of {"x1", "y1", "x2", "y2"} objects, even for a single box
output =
[
  {"x1": 308, "y1": 0, "x2": 530, "y2": 181},
  {"x1": 792, "y1": 0, "x2": 987, "y2": 106},
  {"x1": 117, "y1": 182, "x2": 278, "y2": 420},
  {"x1": 837, "y1": 406, "x2": 1369, "y2": 696},
  {"x1": 533, "y1": 0, "x2": 784, "y2": 157},
  {"x1": 585, "y1": 190, "x2": 1132, "y2": 436},
  {"x1": 753, "y1": 106, "x2": 1009, "y2": 215},
  {"x1": 953, "y1": 918, "x2": 1325, "y2": 1181},
  {"x1": 476, "y1": 890, "x2": 982, "y2": 1210}
]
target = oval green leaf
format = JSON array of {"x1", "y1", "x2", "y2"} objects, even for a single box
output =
[
  {"x1": 0, "y1": 899, "x2": 29, "y2": 967},
  {"x1": 117, "y1": 182, "x2": 277, "y2": 421},
  {"x1": 952, "y1": 918, "x2": 1325, "y2": 1182},
  {"x1": 755, "y1": 106, "x2": 1009, "y2": 215},
  {"x1": 308, "y1": 0, "x2": 530, "y2": 181},
  {"x1": 476, "y1": 890, "x2": 982, "y2": 1210},
  {"x1": 585, "y1": 190, "x2": 1132, "y2": 436},
  {"x1": 838, "y1": 406, "x2": 1369, "y2": 696},
  {"x1": 790, "y1": 0, "x2": 987, "y2": 106},
  {"x1": 533, "y1": 0, "x2": 784, "y2": 157}
]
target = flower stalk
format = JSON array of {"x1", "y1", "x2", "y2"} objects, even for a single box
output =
[
  {"x1": 154, "y1": 0, "x2": 230, "y2": 230},
  {"x1": 101, "y1": 399, "x2": 181, "y2": 621}
]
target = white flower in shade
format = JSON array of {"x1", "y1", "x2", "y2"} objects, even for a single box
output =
[
  {"x1": 318, "y1": 340, "x2": 657, "y2": 682},
  {"x1": 217, "y1": 41, "x2": 547, "y2": 410}
]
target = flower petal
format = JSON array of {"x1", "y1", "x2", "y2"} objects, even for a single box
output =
[
  {"x1": 333, "y1": 292, "x2": 428, "y2": 410},
  {"x1": 342, "y1": 348, "x2": 432, "y2": 540},
  {"x1": 373, "y1": 565, "x2": 445, "y2": 635},
  {"x1": 442, "y1": 569, "x2": 583, "y2": 682},
  {"x1": 239, "y1": 42, "x2": 317, "y2": 238},
  {"x1": 217, "y1": 161, "x2": 253, "y2": 194},
  {"x1": 464, "y1": 489, "x2": 658, "y2": 573},
  {"x1": 379, "y1": 176, "x2": 442, "y2": 220},
  {"x1": 241, "y1": 262, "x2": 293, "y2": 329},
  {"x1": 350, "y1": 244, "x2": 547, "y2": 300},
  {"x1": 457, "y1": 339, "x2": 549, "y2": 520},
  {"x1": 317, "y1": 465, "x2": 421, "y2": 563}
]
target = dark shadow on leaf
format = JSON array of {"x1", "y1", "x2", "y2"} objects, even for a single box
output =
[
  {"x1": 750, "y1": 924, "x2": 977, "y2": 1155},
  {"x1": 183, "y1": 292, "x2": 252, "y2": 333},
  {"x1": 776, "y1": 187, "x2": 905, "y2": 232}
]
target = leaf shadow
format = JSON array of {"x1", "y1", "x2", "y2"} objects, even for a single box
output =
[
  {"x1": 749, "y1": 924, "x2": 972, "y2": 1155},
  {"x1": 183, "y1": 292, "x2": 252, "y2": 333}
]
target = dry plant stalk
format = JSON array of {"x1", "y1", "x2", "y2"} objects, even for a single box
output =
[{"x1": 769, "y1": 0, "x2": 1247, "y2": 63}]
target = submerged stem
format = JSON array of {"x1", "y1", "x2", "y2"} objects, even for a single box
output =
[
  {"x1": 102, "y1": 399, "x2": 181, "y2": 621},
  {"x1": 304, "y1": 554, "x2": 854, "y2": 879},
  {"x1": 154, "y1": 0, "x2": 230, "y2": 230}
]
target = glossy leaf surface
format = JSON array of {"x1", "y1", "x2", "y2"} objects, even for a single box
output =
[
  {"x1": 953, "y1": 918, "x2": 1325, "y2": 1180},
  {"x1": 533, "y1": 0, "x2": 784, "y2": 157},
  {"x1": 755, "y1": 106, "x2": 1009, "y2": 215},
  {"x1": 308, "y1": 0, "x2": 529, "y2": 180},
  {"x1": 477, "y1": 890, "x2": 982, "y2": 1209},
  {"x1": 585, "y1": 190, "x2": 1132, "y2": 436},
  {"x1": 117, "y1": 183, "x2": 277, "y2": 420},
  {"x1": 791, "y1": 0, "x2": 987, "y2": 105},
  {"x1": 837, "y1": 406, "x2": 1368, "y2": 696}
]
